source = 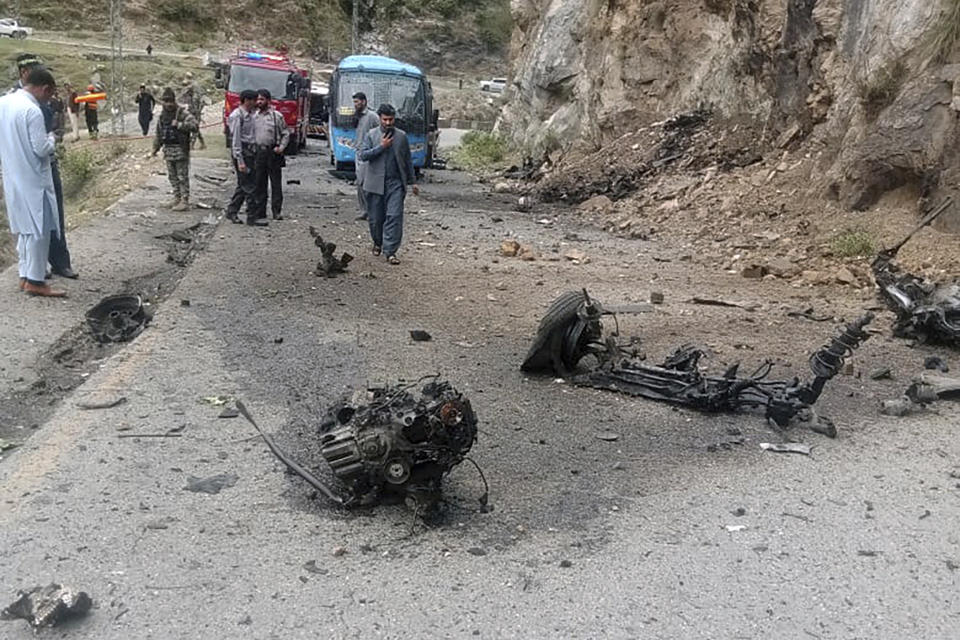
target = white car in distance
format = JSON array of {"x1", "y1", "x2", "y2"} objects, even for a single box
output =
[
  {"x1": 0, "y1": 18, "x2": 32, "y2": 39},
  {"x1": 479, "y1": 77, "x2": 507, "y2": 93}
]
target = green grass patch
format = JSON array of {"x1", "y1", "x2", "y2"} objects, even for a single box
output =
[
  {"x1": 453, "y1": 131, "x2": 509, "y2": 169},
  {"x1": 60, "y1": 147, "x2": 97, "y2": 199},
  {"x1": 830, "y1": 229, "x2": 875, "y2": 257}
]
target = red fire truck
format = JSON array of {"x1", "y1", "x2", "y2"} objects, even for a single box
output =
[{"x1": 217, "y1": 50, "x2": 310, "y2": 155}]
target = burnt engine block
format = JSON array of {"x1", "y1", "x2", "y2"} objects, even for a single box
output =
[{"x1": 318, "y1": 381, "x2": 478, "y2": 509}]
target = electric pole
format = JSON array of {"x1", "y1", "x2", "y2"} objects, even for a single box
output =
[
  {"x1": 109, "y1": 0, "x2": 126, "y2": 135},
  {"x1": 352, "y1": 0, "x2": 359, "y2": 54}
]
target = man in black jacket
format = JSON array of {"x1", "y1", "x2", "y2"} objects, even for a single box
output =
[
  {"x1": 359, "y1": 104, "x2": 419, "y2": 265},
  {"x1": 135, "y1": 84, "x2": 156, "y2": 136}
]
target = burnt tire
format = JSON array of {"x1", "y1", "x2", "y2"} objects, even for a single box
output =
[{"x1": 521, "y1": 290, "x2": 588, "y2": 374}]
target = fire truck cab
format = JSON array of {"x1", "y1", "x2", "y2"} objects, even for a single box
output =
[{"x1": 218, "y1": 50, "x2": 310, "y2": 155}]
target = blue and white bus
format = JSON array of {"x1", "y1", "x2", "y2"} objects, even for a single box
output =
[{"x1": 328, "y1": 55, "x2": 438, "y2": 172}]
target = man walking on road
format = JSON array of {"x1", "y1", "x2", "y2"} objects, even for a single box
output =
[
  {"x1": 225, "y1": 89, "x2": 258, "y2": 224},
  {"x1": 248, "y1": 89, "x2": 289, "y2": 226},
  {"x1": 0, "y1": 67, "x2": 67, "y2": 297},
  {"x1": 135, "y1": 84, "x2": 156, "y2": 136},
  {"x1": 360, "y1": 104, "x2": 418, "y2": 265},
  {"x1": 352, "y1": 91, "x2": 379, "y2": 221},
  {"x1": 151, "y1": 87, "x2": 197, "y2": 212}
]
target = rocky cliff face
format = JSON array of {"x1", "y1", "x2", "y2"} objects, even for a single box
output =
[{"x1": 501, "y1": 0, "x2": 960, "y2": 226}]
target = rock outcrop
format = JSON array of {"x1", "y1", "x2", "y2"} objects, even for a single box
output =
[{"x1": 500, "y1": 0, "x2": 960, "y2": 226}]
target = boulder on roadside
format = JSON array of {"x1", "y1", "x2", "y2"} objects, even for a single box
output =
[
  {"x1": 835, "y1": 266, "x2": 859, "y2": 286},
  {"x1": 578, "y1": 194, "x2": 614, "y2": 213},
  {"x1": 500, "y1": 239, "x2": 521, "y2": 257},
  {"x1": 766, "y1": 257, "x2": 800, "y2": 279},
  {"x1": 741, "y1": 263, "x2": 767, "y2": 279}
]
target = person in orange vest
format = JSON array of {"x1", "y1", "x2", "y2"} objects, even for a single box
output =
[{"x1": 83, "y1": 84, "x2": 99, "y2": 139}]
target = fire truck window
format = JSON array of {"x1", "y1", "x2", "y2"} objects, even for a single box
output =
[{"x1": 229, "y1": 66, "x2": 297, "y2": 100}]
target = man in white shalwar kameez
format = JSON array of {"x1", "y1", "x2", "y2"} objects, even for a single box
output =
[{"x1": 0, "y1": 67, "x2": 66, "y2": 297}]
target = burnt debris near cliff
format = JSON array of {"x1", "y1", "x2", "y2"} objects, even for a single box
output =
[{"x1": 522, "y1": 290, "x2": 873, "y2": 434}]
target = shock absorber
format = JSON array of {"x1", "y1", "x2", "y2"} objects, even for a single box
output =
[{"x1": 809, "y1": 313, "x2": 875, "y2": 379}]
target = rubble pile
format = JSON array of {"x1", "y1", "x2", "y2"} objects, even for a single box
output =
[{"x1": 534, "y1": 110, "x2": 761, "y2": 205}]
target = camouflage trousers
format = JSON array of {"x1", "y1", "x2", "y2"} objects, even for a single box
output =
[{"x1": 165, "y1": 156, "x2": 190, "y2": 201}]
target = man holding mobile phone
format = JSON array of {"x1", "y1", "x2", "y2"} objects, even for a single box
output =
[{"x1": 359, "y1": 103, "x2": 419, "y2": 265}]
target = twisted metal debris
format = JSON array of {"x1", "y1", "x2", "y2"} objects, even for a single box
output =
[
  {"x1": 309, "y1": 226, "x2": 353, "y2": 278},
  {"x1": 872, "y1": 198, "x2": 960, "y2": 348},
  {"x1": 1, "y1": 584, "x2": 92, "y2": 629},
  {"x1": 522, "y1": 290, "x2": 873, "y2": 432}
]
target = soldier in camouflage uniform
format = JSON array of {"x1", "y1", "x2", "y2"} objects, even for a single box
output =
[
  {"x1": 180, "y1": 76, "x2": 206, "y2": 150},
  {"x1": 151, "y1": 87, "x2": 197, "y2": 211}
]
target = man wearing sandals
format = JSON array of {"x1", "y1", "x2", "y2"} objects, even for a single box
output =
[{"x1": 359, "y1": 103, "x2": 418, "y2": 265}]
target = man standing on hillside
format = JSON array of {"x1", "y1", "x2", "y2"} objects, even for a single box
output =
[
  {"x1": 152, "y1": 87, "x2": 197, "y2": 212},
  {"x1": 135, "y1": 84, "x2": 156, "y2": 136},
  {"x1": 352, "y1": 91, "x2": 379, "y2": 221},
  {"x1": 224, "y1": 89, "x2": 258, "y2": 224},
  {"x1": 64, "y1": 82, "x2": 81, "y2": 141},
  {"x1": 360, "y1": 103, "x2": 418, "y2": 265},
  {"x1": 248, "y1": 89, "x2": 289, "y2": 225},
  {"x1": 0, "y1": 67, "x2": 67, "y2": 297},
  {"x1": 180, "y1": 76, "x2": 206, "y2": 150},
  {"x1": 83, "y1": 84, "x2": 99, "y2": 139}
]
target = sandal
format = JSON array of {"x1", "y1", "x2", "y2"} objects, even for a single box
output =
[
  {"x1": 387, "y1": 255, "x2": 400, "y2": 265},
  {"x1": 372, "y1": 245, "x2": 382, "y2": 256}
]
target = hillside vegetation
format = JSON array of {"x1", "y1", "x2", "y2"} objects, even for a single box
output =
[{"x1": 0, "y1": 0, "x2": 510, "y2": 69}]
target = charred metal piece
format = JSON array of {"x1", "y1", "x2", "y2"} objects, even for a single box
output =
[
  {"x1": 872, "y1": 198, "x2": 960, "y2": 348},
  {"x1": 523, "y1": 290, "x2": 874, "y2": 430},
  {"x1": 237, "y1": 380, "x2": 479, "y2": 518},
  {"x1": 309, "y1": 226, "x2": 353, "y2": 278},
  {"x1": 85, "y1": 294, "x2": 153, "y2": 343},
  {"x1": 319, "y1": 380, "x2": 478, "y2": 513},
  {"x1": 1, "y1": 584, "x2": 92, "y2": 629},
  {"x1": 905, "y1": 372, "x2": 960, "y2": 404}
]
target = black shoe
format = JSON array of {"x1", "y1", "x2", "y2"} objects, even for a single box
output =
[
  {"x1": 251, "y1": 219, "x2": 269, "y2": 227},
  {"x1": 355, "y1": 214, "x2": 367, "y2": 221},
  {"x1": 52, "y1": 267, "x2": 79, "y2": 279},
  {"x1": 273, "y1": 213, "x2": 283, "y2": 220},
  {"x1": 226, "y1": 212, "x2": 242, "y2": 224}
]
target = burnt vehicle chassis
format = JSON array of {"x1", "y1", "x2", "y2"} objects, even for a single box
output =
[{"x1": 522, "y1": 290, "x2": 873, "y2": 434}]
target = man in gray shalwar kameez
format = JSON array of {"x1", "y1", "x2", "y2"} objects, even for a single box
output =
[
  {"x1": 352, "y1": 92, "x2": 380, "y2": 221},
  {"x1": 0, "y1": 67, "x2": 66, "y2": 297},
  {"x1": 359, "y1": 103, "x2": 419, "y2": 265}
]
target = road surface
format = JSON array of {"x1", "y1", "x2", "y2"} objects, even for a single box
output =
[{"x1": 1, "y1": 140, "x2": 958, "y2": 639}]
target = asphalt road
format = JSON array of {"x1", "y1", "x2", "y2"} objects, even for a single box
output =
[{"x1": 1, "y1": 140, "x2": 959, "y2": 639}]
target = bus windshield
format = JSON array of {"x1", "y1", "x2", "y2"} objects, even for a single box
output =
[
  {"x1": 229, "y1": 64, "x2": 297, "y2": 100},
  {"x1": 334, "y1": 71, "x2": 426, "y2": 133}
]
